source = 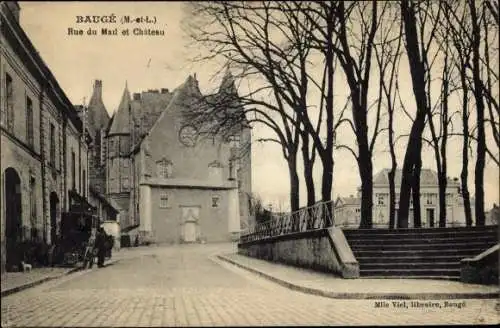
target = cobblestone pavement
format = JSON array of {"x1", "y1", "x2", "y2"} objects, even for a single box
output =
[
  {"x1": 2, "y1": 243, "x2": 499, "y2": 326},
  {"x1": 1, "y1": 267, "x2": 75, "y2": 295}
]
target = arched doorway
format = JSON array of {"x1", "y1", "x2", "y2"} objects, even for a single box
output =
[
  {"x1": 5, "y1": 168, "x2": 22, "y2": 270},
  {"x1": 50, "y1": 192, "x2": 59, "y2": 244}
]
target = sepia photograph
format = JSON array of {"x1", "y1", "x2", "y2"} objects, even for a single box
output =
[{"x1": 0, "y1": 1, "x2": 499, "y2": 326}]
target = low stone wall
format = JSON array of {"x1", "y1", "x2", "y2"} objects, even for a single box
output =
[
  {"x1": 461, "y1": 244, "x2": 499, "y2": 285},
  {"x1": 238, "y1": 226, "x2": 359, "y2": 278}
]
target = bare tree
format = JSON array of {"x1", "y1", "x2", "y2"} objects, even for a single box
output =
[
  {"x1": 444, "y1": 0, "x2": 499, "y2": 225},
  {"x1": 397, "y1": 0, "x2": 442, "y2": 228},
  {"x1": 468, "y1": 0, "x2": 487, "y2": 226},
  {"x1": 425, "y1": 35, "x2": 454, "y2": 227},
  {"x1": 297, "y1": 1, "x2": 386, "y2": 228},
  {"x1": 374, "y1": 5, "x2": 404, "y2": 229},
  {"x1": 442, "y1": 0, "x2": 499, "y2": 225},
  {"x1": 182, "y1": 2, "x2": 329, "y2": 211}
]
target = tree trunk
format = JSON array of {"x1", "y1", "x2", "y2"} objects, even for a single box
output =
[
  {"x1": 398, "y1": 0, "x2": 430, "y2": 228},
  {"x1": 321, "y1": 153, "x2": 333, "y2": 203},
  {"x1": 438, "y1": 173, "x2": 447, "y2": 227},
  {"x1": 469, "y1": 0, "x2": 486, "y2": 226},
  {"x1": 288, "y1": 153, "x2": 300, "y2": 212},
  {"x1": 388, "y1": 167, "x2": 397, "y2": 229},
  {"x1": 301, "y1": 131, "x2": 316, "y2": 207},
  {"x1": 460, "y1": 68, "x2": 473, "y2": 227},
  {"x1": 358, "y1": 151, "x2": 373, "y2": 229},
  {"x1": 412, "y1": 158, "x2": 422, "y2": 228},
  {"x1": 387, "y1": 47, "x2": 398, "y2": 230}
]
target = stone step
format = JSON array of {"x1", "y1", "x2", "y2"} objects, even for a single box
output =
[
  {"x1": 344, "y1": 226, "x2": 498, "y2": 280},
  {"x1": 361, "y1": 275, "x2": 461, "y2": 281},
  {"x1": 355, "y1": 255, "x2": 473, "y2": 263},
  {"x1": 343, "y1": 230, "x2": 498, "y2": 240},
  {"x1": 359, "y1": 268, "x2": 461, "y2": 277},
  {"x1": 351, "y1": 241, "x2": 497, "y2": 252},
  {"x1": 343, "y1": 225, "x2": 498, "y2": 235},
  {"x1": 347, "y1": 235, "x2": 497, "y2": 245},
  {"x1": 353, "y1": 248, "x2": 487, "y2": 257},
  {"x1": 360, "y1": 262, "x2": 461, "y2": 270}
]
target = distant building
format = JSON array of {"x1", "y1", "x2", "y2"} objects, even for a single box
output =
[
  {"x1": 1, "y1": 2, "x2": 92, "y2": 271},
  {"x1": 334, "y1": 196, "x2": 361, "y2": 228},
  {"x1": 335, "y1": 168, "x2": 476, "y2": 228},
  {"x1": 485, "y1": 204, "x2": 500, "y2": 226},
  {"x1": 76, "y1": 82, "x2": 118, "y2": 231},
  {"x1": 85, "y1": 71, "x2": 252, "y2": 244}
]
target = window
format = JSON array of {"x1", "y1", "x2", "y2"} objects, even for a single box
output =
[
  {"x1": 228, "y1": 159, "x2": 236, "y2": 180},
  {"x1": 377, "y1": 194, "x2": 385, "y2": 205},
  {"x1": 212, "y1": 195, "x2": 220, "y2": 208},
  {"x1": 446, "y1": 193, "x2": 453, "y2": 204},
  {"x1": 50, "y1": 124, "x2": 56, "y2": 165},
  {"x1": 79, "y1": 158, "x2": 82, "y2": 193},
  {"x1": 208, "y1": 161, "x2": 222, "y2": 181},
  {"x1": 3, "y1": 73, "x2": 14, "y2": 131},
  {"x1": 157, "y1": 159, "x2": 173, "y2": 178},
  {"x1": 82, "y1": 170, "x2": 86, "y2": 198},
  {"x1": 100, "y1": 132, "x2": 106, "y2": 164},
  {"x1": 426, "y1": 193, "x2": 436, "y2": 205},
  {"x1": 30, "y1": 177, "x2": 36, "y2": 224},
  {"x1": 109, "y1": 178, "x2": 117, "y2": 193},
  {"x1": 71, "y1": 150, "x2": 76, "y2": 190},
  {"x1": 228, "y1": 135, "x2": 240, "y2": 148},
  {"x1": 26, "y1": 96, "x2": 34, "y2": 146},
  {"x1": 122, "y1": 177, "x2": 129, "y2": 191},
  {"x1": 108, "y1": 139, "x2": 115, "y2": 157},
  {"x1": 160, "y1": 193, "x2": 170, "y2": 208}
]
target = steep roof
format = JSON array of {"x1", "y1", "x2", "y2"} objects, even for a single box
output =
[
  {"x1": 336, "y1": 196, "x2": 361, "y2": 206},
  {"x1": 130, "y1": 75, "x2": 202, "y2": 151},
  {"x1": 131, "y1": 90, "x2": 174, "y2": 140},
  {"x1": 219, "y1": 68, "x2": 237, "y2": 94},
  {"x1": 108, "y1": 83, "x2": 131, "y2": 135},
  {"x1": 373, "y1": 168, "x2": 460, "y2": 186},
  {"x1": 86, "y1": 80, "x2": 110, "y2": 132}
]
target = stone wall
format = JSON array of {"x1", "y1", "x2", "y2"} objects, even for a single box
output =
[
  {"x1": 238, "y1": 227, "x2": 359, "y2": 278},
  {"x1": 461, "y1": 244, "x2": 499, "y2": 285}
]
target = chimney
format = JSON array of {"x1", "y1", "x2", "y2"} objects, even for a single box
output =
[
  {"x1": 133, "y1": 93, "x2": 141, "y2": 100},
  {"x1": 93, "y1": 79, "x2": 103, "y2": 99}
]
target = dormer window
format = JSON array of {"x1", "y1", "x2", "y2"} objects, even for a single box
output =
[
  {"x1": 208, "y1": 160, "x2": 223, "y2": 181},
  {"x1": 228, "y1": 135, "x2": 240, "y2": 148},
  {"x1": 157, "y1": 158, "x2": 173, "y2": 178}
]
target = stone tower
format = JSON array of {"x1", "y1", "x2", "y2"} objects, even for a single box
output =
[
  {"x1": 218, "y1": 69, "x2": 253, "y2": 230},
  {"x1": 106, "y1": 83, "x2": 133, "y2": 230},
  {"x1": 86, "y1": 80, "x2": 110, "y2": 193}
]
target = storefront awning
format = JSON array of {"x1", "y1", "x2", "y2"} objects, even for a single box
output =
[{"x1": 68, "y1": 189, "x2": 96, "y2": 216}]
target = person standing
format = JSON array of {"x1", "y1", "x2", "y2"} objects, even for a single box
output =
[{"x1": 95, "y1": 227, "x2": 106, "y2": 268}]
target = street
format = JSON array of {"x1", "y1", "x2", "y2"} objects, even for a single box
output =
[{"x1": 1, "y1": 243, "x2": 498, "y2": 326}]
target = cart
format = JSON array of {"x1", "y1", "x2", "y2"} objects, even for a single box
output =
[{"x1": 60, "y1": 212, "x2": 99, "y2": 268}]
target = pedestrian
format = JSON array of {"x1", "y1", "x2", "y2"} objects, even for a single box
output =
[{"x1": 95, "y1": 227, "x2": 106, "y2": 268}]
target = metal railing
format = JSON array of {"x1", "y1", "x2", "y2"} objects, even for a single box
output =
[{"x1": 240, "y1": 200, "x2": 335, "y2": 243}]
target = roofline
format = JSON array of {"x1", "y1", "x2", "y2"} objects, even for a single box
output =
[
  {"x1": 89, "y1": 185, "x2": 119, "y2": 214},
  {"x1": 1, "y1": 3, "x2": 84, "y2": 132}
]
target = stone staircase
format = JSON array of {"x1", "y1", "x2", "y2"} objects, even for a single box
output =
[{"x1": 343, "y1": 225, "x2": 499, "y2": 280}]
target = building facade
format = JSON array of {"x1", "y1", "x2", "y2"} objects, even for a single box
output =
[
  {"x1": 86, "y1": 72, "x2": 252, "y2": 244},
  {"x1": 335, "y1": 168, "x2": 476, "y2": 229},
  {"x1": 1, "y1": 2, "x2": 91, "y2": 271}
]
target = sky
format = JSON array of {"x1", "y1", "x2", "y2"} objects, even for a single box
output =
[{"x1": 17, "y1": 2, "x2": 499, "y2": 211}]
